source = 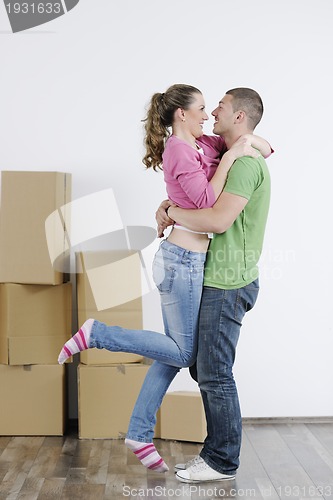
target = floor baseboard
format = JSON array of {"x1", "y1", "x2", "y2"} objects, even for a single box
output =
[{"x1": 242, "y1": 416, "x2": 333, "y2": 424}]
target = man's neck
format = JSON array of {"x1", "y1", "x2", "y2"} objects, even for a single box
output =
[{"x1": 223, "y1": 128, "x2": 252, "y2": 149}]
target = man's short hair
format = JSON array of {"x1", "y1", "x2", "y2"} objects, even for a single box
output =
[{"x1": 226, "y1": 88, "x2": 264, "y2": 130}]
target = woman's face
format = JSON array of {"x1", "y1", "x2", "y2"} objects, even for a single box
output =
[{"x1": 182, "y1": 93, "x2": 209, "y2": 138}]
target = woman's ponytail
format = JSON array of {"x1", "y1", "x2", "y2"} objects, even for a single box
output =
[{"x1": 142, "y1": 93, "x2": 169, "y2": 171}]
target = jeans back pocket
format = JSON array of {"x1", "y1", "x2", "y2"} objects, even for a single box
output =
[{"x1": 152, "y1": 259, "x2": 176, "y2": 293}]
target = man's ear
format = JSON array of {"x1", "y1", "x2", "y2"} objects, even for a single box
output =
[{"x1": 234, "y1": 110, "x2": 246, "y2": 124}]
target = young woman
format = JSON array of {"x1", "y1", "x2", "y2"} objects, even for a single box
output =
[{"x1": 58, "y1": 84, "x2": 272, "y2": 472}]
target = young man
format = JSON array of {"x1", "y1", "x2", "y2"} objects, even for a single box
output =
[{"x1": 156, "y1": 88, "x2": 271, "y2": 483}]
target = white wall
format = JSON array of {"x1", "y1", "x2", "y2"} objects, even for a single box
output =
[{"x1": 1, "y1": 0, "x2": 332, "y2": 418}]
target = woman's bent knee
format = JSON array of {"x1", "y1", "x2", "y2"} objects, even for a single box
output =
[{"x1": 179, "y1": 352, "x2": 197, "y2": 368}]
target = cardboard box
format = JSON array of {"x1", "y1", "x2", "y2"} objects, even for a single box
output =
[
  {"x1": 0, "y1": 171, "x2": 71, "y2": 285},
  {"x1": 78, "y1": 363, "x2": 161, "y2": 439},
  {"x1": 77, "y1": 251, "x2": 143, "y2": 365},
  {"x1": 0, "y1": 282, "x2": 72, "y2": 365},
  {"x1": 160, "y1": 391, "x2": 206, "y2": 443},
  {"x1": 0, "y1": 364, "x2": 65, "y2": 435}
]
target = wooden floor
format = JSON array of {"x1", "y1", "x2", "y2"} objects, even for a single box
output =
[{"x1": 0, "y1": 422, "x2": 333, "y2": 499}]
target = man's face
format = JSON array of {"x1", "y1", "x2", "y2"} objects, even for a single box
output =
[{"x1": 211, "y1": 94, "x2": 236, "y2": 136}]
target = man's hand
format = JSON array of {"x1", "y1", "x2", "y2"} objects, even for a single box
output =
[{"x1": 155, "y1": 199, "x2": 175, "y2": 238}]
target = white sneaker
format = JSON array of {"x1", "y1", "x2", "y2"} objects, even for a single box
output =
[
  {"x1": 174, "y1": 455, "x2": 204, "y2": 472},
  {"x1": 176, "y1": 459, "x2": 235, "y2": 483}
]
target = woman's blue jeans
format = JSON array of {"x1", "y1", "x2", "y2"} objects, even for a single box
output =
[
  {"x1": 89, "y1": 240, "x2": 206, "y2": 442},
  {"x1": 197, "y1": 280, "x2": 259, "y2": 475}
]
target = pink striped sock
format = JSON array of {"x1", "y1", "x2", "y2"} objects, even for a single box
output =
[
  {"x1": 125, "y1": 438, "x2": 169, "y2": 473},
  {"x1": 58, "y1": 319, "x2": 94, "y2": 364}
]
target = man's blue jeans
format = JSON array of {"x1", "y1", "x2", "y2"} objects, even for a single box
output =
[
  {"x1": 89, "y1": 240, "x2": 206, "y2": 442},
  {"x1": 197, "y1": 280, "x2": 259, "y2": 476}
]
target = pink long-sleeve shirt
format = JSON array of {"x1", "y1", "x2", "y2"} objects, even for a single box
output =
[{"x1": 162, "y1": 134, "x2": 227, "y2": 209}]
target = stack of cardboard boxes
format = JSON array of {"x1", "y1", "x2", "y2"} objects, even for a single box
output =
[
  {"x1": 0, "y1": 171, "x2": 72, "y2": 436},
  {"x1": 76, "y1": 249, "x2": 154, "y2": 438},
  {"x1": 0, "y1": 170, "x2": 206, "y2": 443}
]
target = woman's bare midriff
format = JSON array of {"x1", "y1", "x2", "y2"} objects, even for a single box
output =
[{"x1": 167, "y1": 227, "x2": 210, "y2": 253}]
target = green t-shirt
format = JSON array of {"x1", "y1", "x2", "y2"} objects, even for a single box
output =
[{"x1": 204, "y1": 155, "x2": 271, "y2": 290}]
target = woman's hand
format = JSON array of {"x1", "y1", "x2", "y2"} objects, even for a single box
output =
[
  {"x1": 235, "y1": 133, "x2": 273, "y2": 158},
  {"x1": 155, "y1": 199, "x2": 175, "y2": 238},
  {"x1": 226, "y1": 136, "x2": 260, "y2": 163}
]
